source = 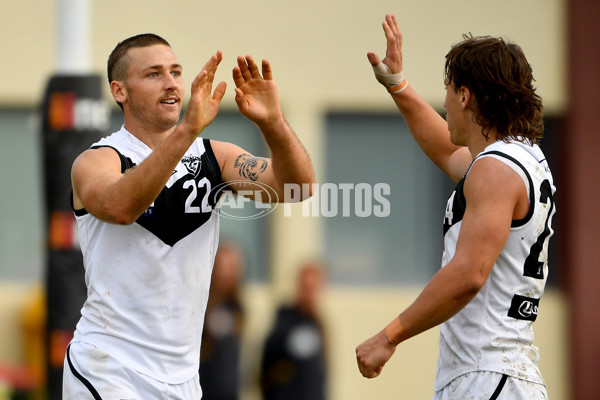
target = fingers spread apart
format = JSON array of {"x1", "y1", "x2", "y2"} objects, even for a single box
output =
[{"x1": 233, "y1": 55, "x2": 273, "y2": 87}]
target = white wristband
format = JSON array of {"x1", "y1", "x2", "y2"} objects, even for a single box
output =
[{"x1": 372, "y1": 62, "x2": 406, "y2": 93}]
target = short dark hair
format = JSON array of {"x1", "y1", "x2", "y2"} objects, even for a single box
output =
[
  {"x1": 444, "y1": 34, "x2": 544, "y2": 144},
  {"x1": 107, "y1": 34, "x2": 171, "y2": 110}
]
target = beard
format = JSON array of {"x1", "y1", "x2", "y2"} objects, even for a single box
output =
[{"x1": 127, "y1": 88, "x2": 181, "y2": 133}]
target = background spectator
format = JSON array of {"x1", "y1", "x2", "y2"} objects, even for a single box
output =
[
  {"x1": 260, "y1": 260, "x2": 327, "y2": 400},
  {"x1": 200, "y1": 242, "x2": 246, "y2": 400}
]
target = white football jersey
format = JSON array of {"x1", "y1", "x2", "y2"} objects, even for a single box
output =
[
  {"x1": 435, "y1": 139, "x2": 556, "y2": 390},
  {"x1": 71, "y1": 126, "x2": 222, "y2": 384}
]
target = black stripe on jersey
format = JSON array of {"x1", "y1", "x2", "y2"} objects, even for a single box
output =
[
  {"x1": 90, "y1": 145, "x2": 137, "y2": 173},
  {"x1": 202, "y1": 139, "x2": 227, "y2": 206},
  {"x1": 202, "y1": 139, "x2": 222, "y2": 185},
  {"x1": 66, "y1": 344, "x2": 103, "y2": 400},
  {"x1": 443, "y1": 149, "x2": 536, "y2": 235},
  {"x1": 477, "y1": 150, "x2": 535, "y2": 228},
  {"x1": 71, "y1": 191, "x2": 87, "y2": 217},
  {"x1": 90, "y1": 145, "x2": 136, "y2": 172},
  {"x1": 489, "y1": 374, "x2": 508, "y2": 400},
  {"x1": 443, "y1": 178, "x2": 467, "y2": 235}
]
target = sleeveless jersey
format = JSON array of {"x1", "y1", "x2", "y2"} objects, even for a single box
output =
[
  {"x1": 435, "y1": 139, "x2": 556, "y2": 390},
  {"x1": 71, "y1": 126, "x2": 223, "y2": 384}
]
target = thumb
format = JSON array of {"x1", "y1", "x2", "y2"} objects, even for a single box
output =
[
  {"x1": 212, "y1": 81, "x2": 227, "y2": 103},
  {"x1": 234, "y1": 88, "x2": 247, "y2": 111},
  {"x1": 367, "y1": 52, "x2": 381, "y2": 67}
]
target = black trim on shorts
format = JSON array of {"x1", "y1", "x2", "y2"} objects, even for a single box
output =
[
  {"x1": 66, "y1": 344, "x2": 103, "y2": 400},
  {"x1": 489, "y1": 374, "x2": 508, "y2": 400}
]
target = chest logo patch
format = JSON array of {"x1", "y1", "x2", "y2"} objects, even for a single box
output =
[{"x1": 181, "y1": 155, "x2": 202, "y2": 177}]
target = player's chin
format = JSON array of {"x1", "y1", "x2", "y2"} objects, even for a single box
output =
[{"x1": 154, "y1": 113, "x2": 180, "y2": 131}]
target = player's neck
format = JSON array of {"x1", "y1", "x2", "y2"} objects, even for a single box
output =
[
  {"x1": 467, "y1": 127, "x2": 499, "y2": 159},
  {"x1": 123, "y1": 120, "x2": 176, "y2": 150}
]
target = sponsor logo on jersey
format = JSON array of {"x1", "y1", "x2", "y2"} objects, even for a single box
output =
[{"x1": 508, "y1": 294, "x2": 539, "y2": 321}]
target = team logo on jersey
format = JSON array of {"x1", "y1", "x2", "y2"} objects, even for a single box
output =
[
  {"x1": 181, "y1": 155, "x2": 202, "y2": 177},
  {"x1": 508, "y1": 294, "x2": 539, "y2": 321}
]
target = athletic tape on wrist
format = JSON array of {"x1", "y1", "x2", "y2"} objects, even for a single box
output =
[
  {"x1": 372, "y1": 62, "x2": 406, "y2": 93},
  {"x1": 388, "y1": 80, "x2": 409, "y2": 94}
]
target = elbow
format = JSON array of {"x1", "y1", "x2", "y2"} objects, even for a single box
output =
[
  {"x1": 450, "y1": 261, "x2": 488, "y2": 302},
  {"x1": 112, "y1": 214, "x2": 138, "y2": 226},
  {"x1": 280, "y1": 174, "x2": 316, "y2": 203},
  {"x1": 463, "y1": 275, "x2": 485, "y2": 298},
  {"x1": 461, "y1": 269, "x2": 487, "y2": 299}
]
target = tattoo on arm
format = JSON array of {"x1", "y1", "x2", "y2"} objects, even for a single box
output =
[{"x1": 233, "y1": 153, "x2": 268, "y2": 182}]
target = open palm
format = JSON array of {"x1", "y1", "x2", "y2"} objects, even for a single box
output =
[{"x1": 233, "y1": 55, "x2": 282, "y2": 126}]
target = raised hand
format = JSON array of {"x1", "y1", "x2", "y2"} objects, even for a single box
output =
[
  {"x1": 367, "y1": 14, "x2": 404, "y2": 74},
  {"x1": 232, "y1": 55, "x2": 283, "y2": 128},
  {"x1": 180, "y1": 51, "x2": 227, "y2": 136}
]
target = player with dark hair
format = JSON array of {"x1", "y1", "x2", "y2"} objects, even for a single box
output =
[
  {"x1": 356, "y1": 14, "x2": 555, "y2": 399},
  {"x1": 106, "y1": 33, "x2": 171, "y2": 111},
  {"x1": 63, "y1": 33, "x2": 314, "y2": 398}
]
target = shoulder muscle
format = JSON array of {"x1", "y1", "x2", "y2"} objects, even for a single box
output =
[{"x1": 71, "y1": 147, "x2": 125, "y2": 211}]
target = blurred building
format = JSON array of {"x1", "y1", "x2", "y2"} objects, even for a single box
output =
[{"x1": 0, "y1": 1, "x2": 598, "y2": 399}]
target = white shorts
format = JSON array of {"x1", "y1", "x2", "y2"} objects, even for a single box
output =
[
  {"x1": 62, "y1": 341, "x2": 202, "y2": 400},
  {"x1": 432, "y1": 371, "x2": 548, "y2": 400}
]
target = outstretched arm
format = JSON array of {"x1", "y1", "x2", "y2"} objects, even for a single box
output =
[
  {"x1": 212, "y1": 55, "x2": 315, "y2": 202},
  {"x1": 368, "y1": 14, "x2": 471, "y2": 182}
]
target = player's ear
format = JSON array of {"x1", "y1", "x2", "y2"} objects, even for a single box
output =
[
  {"x1": 459, "y1": 86, "x2": 471, "y2": 110},
  {"x1": 110, "y1": 80, "x2": 127, "y2": 104}
]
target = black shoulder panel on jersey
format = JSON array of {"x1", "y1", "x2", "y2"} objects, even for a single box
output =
[
  {"x1": 443, "y1": 178, "x2": 467, "y2": 235},
  {"x1": 90, "y1": 145, "x2": 137, "y2": 173},
  {"x1": 479, "y1": 150, "x2": 535, "y2": 228},
  {"x1": 202, "y1": 139, "x2": 222, "y2": 184},
  {"x1": 71, "y1": 191, "x2": 87, "y2": 216},
  {"x1": 202, "y1": 139, "x2": 227, "y2": 206}
]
